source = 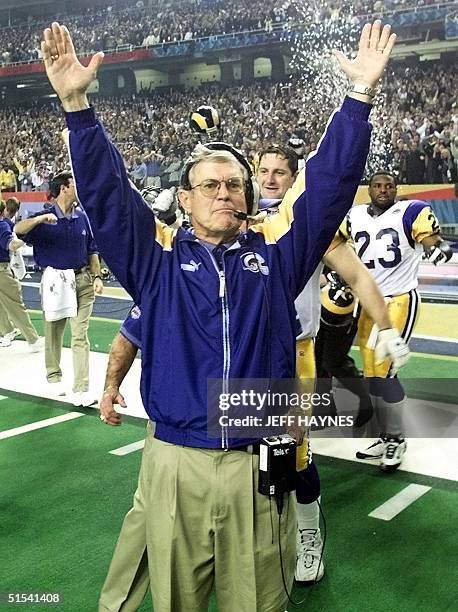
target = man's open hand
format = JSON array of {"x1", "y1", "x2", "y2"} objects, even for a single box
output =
[
  {"x1": 42, "y1": 22, "x2": 104, "y2": 110},
  {"x1": 333, "y1": 20, "x2": 396, "y2": 88}
]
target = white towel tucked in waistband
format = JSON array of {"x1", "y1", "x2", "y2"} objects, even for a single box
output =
[
  {"x1": 10, "y1": 248, "x2": 26, "y2": 280},
  {"x1": 41, "y1": 267, "x2": 77, "y2": 322}
]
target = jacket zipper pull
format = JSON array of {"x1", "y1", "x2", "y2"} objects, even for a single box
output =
[{"x1": 219, "y1": 271, "x2": 225, "y2": 298}]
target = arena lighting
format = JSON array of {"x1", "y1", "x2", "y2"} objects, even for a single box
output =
[{"x1": 16, "y1": 84, "x2": 28, "y2": 88}]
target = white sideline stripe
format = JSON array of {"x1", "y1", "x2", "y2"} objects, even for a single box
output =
[
  {"x1": 0, "y1": 395, "x2": 7, "y2": 401},
  {"x1": 0, "y1": 412, "x2": 84, "y2": 440},
  {"x1": 109, "y1": 439, "x2": 145, "y2": 456},
  {"x1": 369, "y1": 484, "x2": 431, "y2": 521},
  {"x1": 413, "y1": 334, "x2": 458, "y2": 344}
]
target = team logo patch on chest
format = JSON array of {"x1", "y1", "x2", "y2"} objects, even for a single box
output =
[{"x1": 241, "y1": 252, "x2": 269, "y2": 276}]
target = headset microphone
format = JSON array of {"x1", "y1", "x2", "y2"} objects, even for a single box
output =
[
  {"x1": 233, "y1": 210, "x2": 248, "y2": 220},
  {"x1": 233, "y1": 210, "x2": 268, "y2": 222}
]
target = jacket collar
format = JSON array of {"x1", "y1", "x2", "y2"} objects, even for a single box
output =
[{"x1": 51, "y1": 203, "x2": 79, "y2": 220}]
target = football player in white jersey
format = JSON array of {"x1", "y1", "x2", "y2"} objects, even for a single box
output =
[
  {"x1": 341, "y1": 170, "x2": 452, "y2": 471},
  {"x1": 256, "y1": 148, "x2": 410, "y2": 583}
]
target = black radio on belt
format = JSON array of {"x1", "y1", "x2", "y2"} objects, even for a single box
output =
[{"x1": 258, "y1": 434, "x2": 297, "y2": 500}]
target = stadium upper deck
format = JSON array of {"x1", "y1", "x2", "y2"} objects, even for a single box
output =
[
  {"x1": 0, "y1": 63, "x2": 457, "y2": 192},
  {"x1": 0, "y1": 0, "x2": 456, "y2": 66}
]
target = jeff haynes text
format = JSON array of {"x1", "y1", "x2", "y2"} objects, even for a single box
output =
[{"x1": 218, "y1": 415, "x2": 355, "y2": 427}]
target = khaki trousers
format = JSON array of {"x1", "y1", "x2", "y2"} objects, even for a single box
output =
[
  {"x1": 99, "y1": 422, "x2": 296, "y2": 612},
  {"x1": 0, "y1": 299, "x2": 14, "y2": 335},
  {"x1": 44, "y1": 269, "x2": 94, "y2": 391},
  {"x1": 0, "y1": 262, "x2": 38, "y2": 343}
]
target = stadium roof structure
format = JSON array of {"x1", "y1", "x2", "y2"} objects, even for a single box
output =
[{"x1": 0, "y1": 0, "x2": 55, "y2": 8}]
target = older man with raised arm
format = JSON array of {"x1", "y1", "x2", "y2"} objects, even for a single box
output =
[{"x1": 41, "y1": 20, "x2": 395, "y2": 612}]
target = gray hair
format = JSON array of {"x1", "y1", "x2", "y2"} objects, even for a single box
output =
[{"x1": 186, "y1": 143, "x2": 249, "y2": 186}]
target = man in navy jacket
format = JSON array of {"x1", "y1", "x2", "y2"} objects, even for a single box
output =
[{"x1": 42, "y1": 20, "x2": 396, "y2": 612}]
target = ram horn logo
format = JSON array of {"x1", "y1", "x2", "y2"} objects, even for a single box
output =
[{"x1": 241, "y1": 252, "x2": 269, "y2": 275}]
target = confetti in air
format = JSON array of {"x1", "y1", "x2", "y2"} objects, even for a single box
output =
[{"x1": 284, "y1": 1, "x2": 394, "y2": 178}]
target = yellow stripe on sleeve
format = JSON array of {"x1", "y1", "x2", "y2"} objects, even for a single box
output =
[
  {"x1": 411, "y1": 206, "x2": 441, "y2": 243},
  {"x1": 155, "y1": 221, "x2": 176, "y2": 251}
]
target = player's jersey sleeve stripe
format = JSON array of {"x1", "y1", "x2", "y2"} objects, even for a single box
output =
[
  {"x1": 401, "y1": 200, "x2": 430, "y2": 247},
  {"x1": 155, "y1": 222, "x2": 176, "y2": 251},
  {"x1": 338, "y1": 214, "x2": 351, "y2": 241},
  {"x1": 411, "y1": 206, "x2": 441, "y2": 244}
]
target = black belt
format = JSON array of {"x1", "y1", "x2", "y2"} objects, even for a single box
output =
[{"x1": 231, "y1": 442, "x2": 261, "y2": 455}]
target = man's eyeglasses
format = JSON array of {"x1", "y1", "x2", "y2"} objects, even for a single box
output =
[{"x1": 190, "y1": 177, "x2": 245, "y2": 197}]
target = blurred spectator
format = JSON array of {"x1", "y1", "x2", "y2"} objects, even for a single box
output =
[
  {"x1": 130, "y1": 156, "x2": 147, "y2": 188},
  {"x1": 144, "y1": 151, "x2": 164, "y2": 188},
  {"x1": 450, "y1": 136, "x2": 458, "y2": 182},
  {"x1": 405, "y1": 141, "x2": 426, "y2": 184},
  {"x1": 0, "y1": 162, "x2": 17, "y2": 192},
  {"x1": 29, "y1": 161, "x2": 51, "y2": 192},
  {"x1": 162, "y1": 155, "x2": 183, "y2": 186},
  {"x1": 431, "y1": 144, "x2": 453, "y2": 183},
  {"x1": 13, "y1": 154, "x2": 35, "y2": 192}
]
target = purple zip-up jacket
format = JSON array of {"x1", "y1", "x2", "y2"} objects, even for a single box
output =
[{"x1": 66, "y1": 97, "x2": 371, "y2": 448}]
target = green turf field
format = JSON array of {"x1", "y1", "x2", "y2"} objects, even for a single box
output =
[
  {"x1": 2, "y1": 313, "x2": 457, "y2": 610},
  {"x1": 1, "y1": 390, "x2": 457, "y2": 612}
]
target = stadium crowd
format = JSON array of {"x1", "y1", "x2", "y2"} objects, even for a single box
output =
[
  {"x1": 1, "y1": 63, "x2": 457, "y2": 192},
  {"x1": 0, "y1": 0, "x2": 450, "y2": 65}
]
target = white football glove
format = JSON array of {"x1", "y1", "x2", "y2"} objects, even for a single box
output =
[
  {"x1": 422, "y1": 242, "x2": 453, "y2": 265},
  {"x1": 374, "y1": 328, "x2": 410, "y2": 374},
  {"x1": 152, "y1": 187, "x2": 177, "y2": 214}
]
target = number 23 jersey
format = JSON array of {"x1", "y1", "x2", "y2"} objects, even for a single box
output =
[{"x1": 341, "y1": 199, "x2": 440, "y2": 296}]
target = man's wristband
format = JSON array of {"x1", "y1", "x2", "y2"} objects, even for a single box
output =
[
  {"x1": 93, "y1": 275, "x2": 102, "y2": 280},
  {"x1": 351, "y1": 83, "x2": 377, "y2": 98}
]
